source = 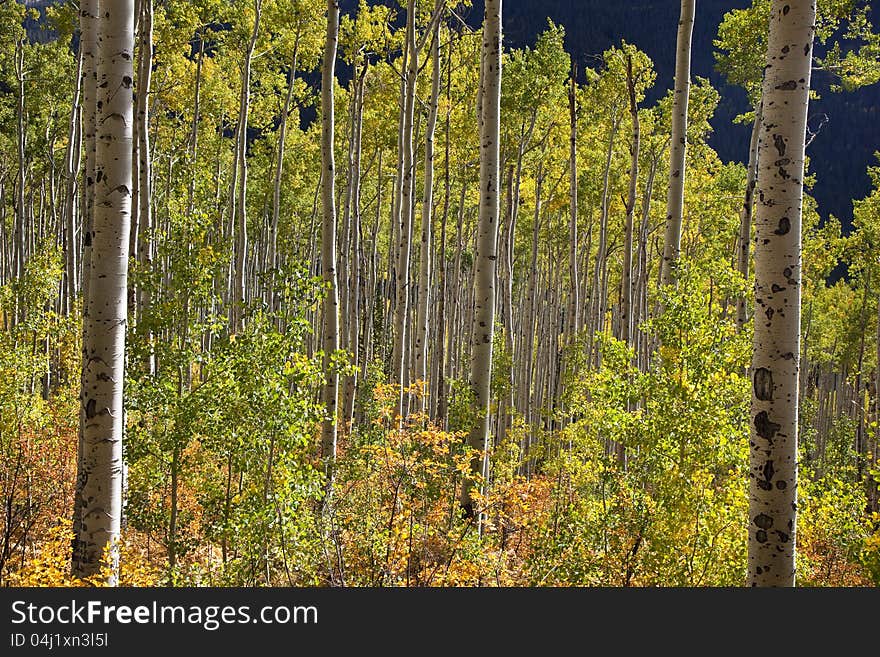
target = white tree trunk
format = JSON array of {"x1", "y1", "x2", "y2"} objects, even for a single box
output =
[
  {"x1": 461, "y1": 0, "x2": 502, "y2": 521},
  {"x1": 232, "y1": 0, "x2": 261, "y2": 331},
  {"x1": 414, "y1": 21, "x2": 441, "y2": 411},
  {"x1": 62, "y1": 50, "x2": 83, "y2": 314},
  {"x1": 271, "y1": 35, "x2": 299, "y2": 313},
  {"x1": 659, "y1": 0, "x2": 695, "y2": 287},
  {"x1": 72, "y1": 0, "x2": 99, "y2": 575},
  {"x1": 567, "y1": 62, "x2": 579, "y2": 342},
  {"x1": 320, "y1": 0, "x2": 341, "y2": 465},
  {"x1": 343, "y1": 64, "x2": 365, "y2": 425},
  {"x1": 749, "y1": 0, "x2": 815, "y2": 587},
  {"x1": 74, "y1": 0, "x2": 135, "y2": 584},
  {"x1": 392, "y1": 0, "x2": 417, "y2": 421},
  {"x1": 135, "y1": 0, "x2": 154, "y2": 373},
  {"x1": 621, "y1": 53, "x2": 640, "y2": 349}
]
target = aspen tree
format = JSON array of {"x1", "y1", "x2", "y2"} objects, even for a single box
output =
[
  {"x1": 271, "y1": 30, "x2": 301, "y2": 313},
  {"x1": 71, "y1": 0, "x2": 99, "y2": 575},
  {"x1": 134, "y1": 0, "x2": 154, "y2": 373},
  {"x1": 461, "y1": 0, "x2": 502, "y2": 521},
  {"x1": 749, "y1": 0, "x2": 816, "y2": 587},
  {"x1": 392, "y1": 0, "x2": 417, "y2": 421},
  {"x1": 435, "y1": 33, "x2": 454, "y2": 423},
  {"x1": 414, "y1": 18, "x2": 441, "y2": 411},
  {"x1": 342, "y1": 63, "x2": 365, "y2": 424},
  {"x1": 73, "y1": 0, "x2": 135, "y2": 584},
  {"x1": 660, "y1": 0, "x2": 695, "y2": 287},
  {"x1": 320, "y1": 0, "x2": 341, "y2": 466},
  {"x1": 232, "y1": 0, "x2": 262, "y2": 332},
  {"x1": 61, "y1": 49, "x2": 83, "y2": 314},
  {"x1": 621, "y1": 52, "x2": 640, "y2": 349},
  {"x1": 567, "y1": 59, "x2": 579, "y2": 344}
]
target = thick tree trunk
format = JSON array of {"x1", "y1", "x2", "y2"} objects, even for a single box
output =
[
  {"x1": 748, "y1": 0, "x2": 815, "y2": 588},
  {"x1": 461, "y1": 0, "x2": 502, "y2": 523},
  {"x1": 320, "y1": 0, "x2": 341, "y2": 468},
  {"x1": 73, "y1": 0, "x2": 134, "y2": 585},
  {"x1": 659, "y1": 0, "x2": 695, "y2": 288}
]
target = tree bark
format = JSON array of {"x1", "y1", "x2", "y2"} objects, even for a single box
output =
[
  {"x1": 461, "y1": 0, "x2": 502, "y2": 523},
  {"x1": 232, "y1": 0, "x2": 262, "y2": 331},
  {"x1": 748, "y1": 0, "x2": 815, "y2": 588},
  {"x1": 343, "y1": 62, "x2": 366, "y2": 425},
  {"x1": 135, "y1": 0, "x2": 154, "y2": 373},
  {"x1": 72, "y1": 0, "x2": 99, "y2": 575},
  {"x1": 320, "y1": 0, "x2": 341, "y2": 468},
  {"x1": 621, "y1": 53, "x2": 640, "y2": 349},
  {"x1": 414, "y1": 20, "x2": 441, "y2": 413},
  {"x1": 73, "y1": 0, "x2": 135, "y2": 585},
  {"x1": 659, "y1": 0, "x2": 695, "y2": 288},
  {"x1": 62, "y1": 49, "x2": 84, "y2": 315},
  {"x1": 567, "y1": 59, "x2": 579, "y2": 343},
  {"x1": 271, "y1": 34, "x2": 300, "y2": 313},
  {"x1": 392, "y1": 0, "x2": 418, "y2": 421}
]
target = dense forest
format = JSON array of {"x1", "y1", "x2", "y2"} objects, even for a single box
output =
[{"x1": 1, "y1": 0, "x2": 879, "y2": 587}]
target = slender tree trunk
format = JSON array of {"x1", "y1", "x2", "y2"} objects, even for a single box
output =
[
  {"x1": 435, "y1": 37, "x2": 454, "y2": 423},
  {"x1": 621, "y1": 53, "x2": 640, "y2": 349},
  {"x1": 590, "y1": 118, "x2": 619, "y2": 360},
  {"x1": 392, "y1": 0, "x2": 418, "y2": 421},
  {"x1": 271, "y1": 35, "x2": 300, "y2": 313},
  {"x1": 72, "y1": 0, "x2": 99, "y2": 577},
  {"x1": 871, "y1": 299, "x2": 880, "y2": 511},
  {"x1": 320, "y1": 0, "x2": 341, "y2": 469},
  {"x1": 659, "y1": 0, "x2": 695, "y2": 288},
  {"x1": 414, "y1": 21, "x2": 441, "y2": 412},
  {"x1": 135, "y1": 0, "x2": 154, "y2": 373},
  {"x1": 854, "y1": 276, "x2": 871, "y2": 482},
  {"x1": 14, "y1": 38, "x2": 26, "y2": 326},
  {"x1": 63, "y1": 49, "x2": 84, "y2": 314},
  {"x1": 73, "y1": 0, "x2": 135, "y2": 585},
  {"x1": 343, "y1": 62, "x2": 366, "y2": 424},
  {"x1": 748, "y1": 0, "x2": 815, "y2": 588},
  {"x1": 521, "y1": 166, "x2": 543, "y2": 450},
  {"x1": 232, "y1": 0, "x2": 262, "y2": 331},
  {"x1": 186, "y1": 33, "x2": 204, "y2": 218},
  {"x1": 567, "y1": 60, "x2": 579, "y2": 343},
  {"x1": 737, "y1": 102, "x2": 763, "y2": 332},
  {"x1": 461, "y1": 0, "x2": 502, "y2": 523}
]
